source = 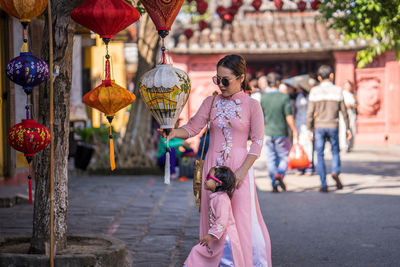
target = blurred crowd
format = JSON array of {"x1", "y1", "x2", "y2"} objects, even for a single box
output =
[{"x1": 247, "y1": 70, "x2": 357, "y2": 155}]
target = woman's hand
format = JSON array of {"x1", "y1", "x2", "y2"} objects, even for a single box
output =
[
  {"x1": 199, "y1": 234, "x2": 214, "y2": 246},
  {"x1": 235, "y1": 167, "x2": 247, "y2": 189}
]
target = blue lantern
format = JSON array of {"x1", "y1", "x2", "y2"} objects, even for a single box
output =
[{"x1": 6, "y1": 52, "x2": 49, "y2": 95}]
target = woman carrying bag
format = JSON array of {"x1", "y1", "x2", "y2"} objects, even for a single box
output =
[{"x1": 163, "y1": 55, "x2": 272, "y2": 266}]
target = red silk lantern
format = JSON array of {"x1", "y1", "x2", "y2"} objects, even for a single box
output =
[
  {"x1": 252, "y1": 0, "x2": 262, "y2": 11},
  {"x1": 311, "y1": 0, "x2": 321, "y2": 10},
  {"x1": 297, "y1": 0, "x2": 306, "y2": 12},
  {"x1": 184, "y1": 28, "x2": 194, "y2": 39},
  {"x1": 216, "y1": 6, "x2": 227, "y2": 17},
  {"x1": 198, "y1": 20, "x2": 208, "y2": 31},
  {"x1": 274, "y1": 0, "x2": 283, "y2": 11},
  {"x1": 232, "y1": 0, "x2": 243, "y2": 8},
  {"x1": 196, "y1": 0, "x2": 208, "y2": 15},
  {"x1": 227, "y1": 6, "x2": 239, "y2": 16},
  {"x1": 71, "y1": 0, "x2": 140, "y2": 43},
  {"x1": 140, "y1": 0, "x2": 185, "y2": 37},
  {"x1": 8, "y1": 119, "x2": 50, "y2": 204}
]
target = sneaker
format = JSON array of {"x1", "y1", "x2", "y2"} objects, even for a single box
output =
[
  {"x1": 274, "y1": 174, "x2": 286, "y2": 191},
  {"x1": 331, "y1": 173, "x2": 343, "y2": 189},
  {"x1": 272, "y1": 186, "x2": 279, "y2": 193},
  {"x1": 319, "y1": 186, "x2": 328, "y2": 193}
]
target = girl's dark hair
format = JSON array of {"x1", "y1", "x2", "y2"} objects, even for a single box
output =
[
  {"x1": 217, "y1": 54, "x2": 250, "y2": 92},
  {"x1": 213, "y1": 166, "x2": 236, "y2": 199}
]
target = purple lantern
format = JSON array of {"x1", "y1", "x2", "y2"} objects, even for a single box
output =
[{"x1": 6, "y1": 52, "x2": 49, "y2": 95}]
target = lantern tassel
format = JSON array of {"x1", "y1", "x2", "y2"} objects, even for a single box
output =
[
  {"x1": 164, "y1": 147, "x2": 170, "y2": 184},
  {"x1": 109, "y1": 125, "x2": 115, "y2": 171},
  {"x1": 28, "y1": 165, "x2": 32, "y2": 204},
  {"x1": 104, "y1": 55, "x2": 111, "y2": 86},
  {"x1": 109, "y1": 126, "x2": 115, "y2": 171}
]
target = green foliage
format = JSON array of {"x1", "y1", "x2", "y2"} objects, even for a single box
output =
[
  {"x1": 136, "y1": 1, "x2": 147, "y2": 16},
  {"x1": 124, "y1": 0, "x2": 146, "y2": 15},
  {"x1": 318, "y1": 0, "x2": 400, "y2": 68},
  {"x1": 74, "y1": 125, "x2": 119, "y2": 145},
  {"x1": 181, "y1": 0, "x2": 210, "y2": 23}
]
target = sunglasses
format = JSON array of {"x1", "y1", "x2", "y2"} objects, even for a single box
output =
[
  {"x1": 212, "y1": 75, "x2": 240, "y2": 87},
  {"x1": 206, "y1": 174, "x2": 223, "y2": 184}
]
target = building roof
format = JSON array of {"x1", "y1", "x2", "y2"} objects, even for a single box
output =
[{"x1": 169, "y1": 11, "x2": 366, "y2": 55}]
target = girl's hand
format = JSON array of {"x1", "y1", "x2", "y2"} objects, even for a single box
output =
[
  {"x1": 235, "y1": 167, "x2": 247, "y2": 189},
  {"x1": 199, "y1": 234, "x2": 214, "y2": 246},
  {"x1": 157, "y1": 129, "x2": 177, "y2": 142}
]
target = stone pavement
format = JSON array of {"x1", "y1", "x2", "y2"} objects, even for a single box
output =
[{"x1": 1, "y1": 144, "x2": 400, "y2": 266}]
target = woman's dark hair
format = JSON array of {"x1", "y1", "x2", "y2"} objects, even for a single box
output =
[
  {"x1": 217, "y1": 54, "x2": 250, "y2": 92},
  {"x1": 213, "y1": 166, "x2": 236, "y2": 199}
]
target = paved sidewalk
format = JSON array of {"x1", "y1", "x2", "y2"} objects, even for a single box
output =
[{"x1": 1, "y1": 144, "x2": 400, "y2": 266}]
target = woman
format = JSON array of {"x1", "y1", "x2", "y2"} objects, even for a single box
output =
[
  {"x1": 165, "y1": 55, "x2": 272, "y2": 266},
  {"x1": 294, "y1": 85, "x2": 314, "y2": 175},
  {"x1": 339, "y1": 80, "x2": 357, "y2": 152}
]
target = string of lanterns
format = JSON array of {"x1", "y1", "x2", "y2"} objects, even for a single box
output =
[
  {"x1": 138, "y1": 0, "x2": 191, "y2": 184},
  {"x1": 183, "y1": 0, "x2": 322, "y2": 39},
  {"x1": 71, "y1": 0, "x2": 140, "y2": 171},
  {"x1": 0, "y1": 0, "x2": 51, "y2": 204}
]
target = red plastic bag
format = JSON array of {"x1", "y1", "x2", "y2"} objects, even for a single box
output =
[{"x1": 288, "y1": 143, "x2": 310, "y2": 170}]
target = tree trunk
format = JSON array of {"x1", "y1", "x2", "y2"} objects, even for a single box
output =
[
  {"x1": 30, "y1": 0, "x2": 83, "y2": 253},
  {"x1": 118, "y1": 14, "x2": 160, "y2": 168}
]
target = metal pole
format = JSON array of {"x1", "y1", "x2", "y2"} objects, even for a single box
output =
[{"x1": 47, "y1": 1, "x2": 55, "y2": 266}]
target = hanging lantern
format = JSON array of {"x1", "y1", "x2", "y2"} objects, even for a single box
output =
[
  {"x1": 196, "y1": 0, "x2": 208, "y2": 15},
  {"x1": 0, "y1": 0, "x2": 48, "y2": 24},
  {"x1": 252, "y1": 0, "x2": 262, "y2": 11},
  {"x1": 297, "y1": 0, "x2": 306, "y2": 12},
  {"x1": 198, "y1": 20, "x2": 208, "y2": 31},
  {"x1": 311, "y1": 0, "x2": 321, "y2": 10},
  {"x1": 83, "y1": 56, "x2": 136, "y2": 171},
  {"x1": 140, "y1": 0, "x2": 185, "y2": 38},
  {"x1": 8, "y1": 119, "x2": 50, "y2": 204},
  {"x1": 232, "y1": 0, "x2": 243, "y2": 8},
  {"x1": 139, "y1": 64, "x2": 191, "y2": 184},
  {"x1": 184, "y1": 28, "x2": 194, "y2": 39},
  {"x1": 227, "y1": 6, "x2": 239, "y2": 16},
  {"x1": 6, "y1": 51, "x2": 49, "y2": 96},
  {"x1": 71, "y1": 0, "x2": 141, "y2": 44},
  {"x1": 216, "y1": 6, "x2": 227, "y2": 17},
  {"x1": 274, "y1": 0, "x2": 283, "y2": 11}
]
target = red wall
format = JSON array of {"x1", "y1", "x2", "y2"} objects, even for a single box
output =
[
  {"x1": 335, "y1": 51, "x2": 400, "y2": 144},
  {"x1": 173, "y1": 51, "x2": 400, "y2": 146}
]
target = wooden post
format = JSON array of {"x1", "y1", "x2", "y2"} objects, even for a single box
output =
[{"x1": 47, "y1": 0, "x2": 55, "y2": 266}]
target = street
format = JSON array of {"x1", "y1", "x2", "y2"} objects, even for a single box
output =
[{"x1": 1, "y1": 144, "x2": 400, "y2": 266}]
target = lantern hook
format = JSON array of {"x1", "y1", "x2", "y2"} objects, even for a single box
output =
[
  {"x1": 26, "y1": 156, "x2": 33, "y2": 164},
  {"x1": 106, "y1": 116, "x2": 114, "y2": 124},
  {"x1": 158, "y1": 30, "x2": 169, "y2": 39},
  {"x1": 102, "y1": 38, "x2": 111, "y2": 46}
]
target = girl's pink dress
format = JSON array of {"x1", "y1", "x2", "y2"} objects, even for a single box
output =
[
  {"x1": 182, "y1": 91, "x2": 272, "y2": 266},
  {"x1": 184, "y1": 191, "x2": 245, "y2": 267}
]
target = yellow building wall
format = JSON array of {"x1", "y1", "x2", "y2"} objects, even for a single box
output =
[{"x1": 89, "y1": 36, "x2": 129, "y2": 132}]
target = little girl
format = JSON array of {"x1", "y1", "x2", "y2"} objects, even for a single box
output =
[{"x1": 184, "y1": 166, "x2": 245, "y2": 267}]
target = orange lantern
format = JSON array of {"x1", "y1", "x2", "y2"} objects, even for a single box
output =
[
  {"x1": 83, "y1": 58, "x2": 136, "y2": 170},
  {"x1": 0, "y1": 0, "x2": 48, "y2": 24}
]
